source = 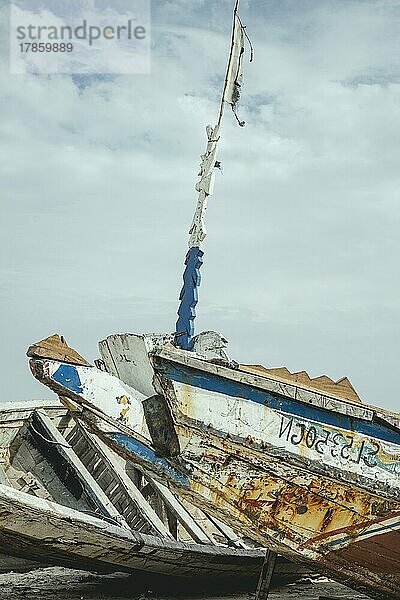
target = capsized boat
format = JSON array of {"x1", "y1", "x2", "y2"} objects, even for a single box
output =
[
  {"x1": 28, "y1": 331, "x2": 400, "y2": 599},
  {"x1": 0, "y1": 396, "x2": 270, "y2": 581}
]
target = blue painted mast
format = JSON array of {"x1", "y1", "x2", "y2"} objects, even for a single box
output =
[{"x1": 175, "y1": 0, "x2": 248, "y2": 350}]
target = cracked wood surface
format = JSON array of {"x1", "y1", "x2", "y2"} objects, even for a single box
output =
[
  {"x1": 0, "y1": 400, "x2": 266, "y2": 580},
  {"x1": 0, "y1": 484, "x2": 264, "y2": 578}
]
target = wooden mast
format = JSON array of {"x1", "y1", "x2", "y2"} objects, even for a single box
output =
[{"x1": 175, "y1": 0, "x2": 245, "y2": 350}]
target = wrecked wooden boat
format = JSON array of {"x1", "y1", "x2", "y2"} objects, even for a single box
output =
[
  {"x1": 29, "y1": 333, "x2": 400, "y2": 599},
  {"x1": 0, "y1": 397, "x2": 269, "y2": 581},
  {"x1": 25, "y1": 1, "x2": 400, "y2": 597}
]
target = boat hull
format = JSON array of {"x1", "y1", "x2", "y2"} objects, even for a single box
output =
[
  {"x1": 152, "y1": 352, "x2": 400, "y2": 500},
  {"x1": 0, "y1": 399, "x2": 270, "y2": 581},
  {"x1": 0, "y1": 484, "x2": 263, "y2": 579},
  {"x1": 29, "y1": 344, "x2": 400, "y2": 598},
  {"x1": 43, "y1": 391, "x2": 400, "y2": 598},
  {"x1": 145, "y1": 353, "x2": 400, "y2": 598}
]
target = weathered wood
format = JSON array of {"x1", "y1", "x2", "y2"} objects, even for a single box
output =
[
  {"x1": 166, "y1": 506, "x2": 178, "y2": 539},
  {"x1": 240, "y1": 365, "x2": 361, "y2": 404},
  {"x1": 0, "y1": 400, "x2": 66, "y2": 426},
  {"x1": 151, "y1": 354, "x2": 400, "y2": 501},
  {"x1": 98, "y1": 334, "x2": 168, "y2": 398},
  {"x1": 27, "y1": 334, "x2": 90, "y2": 366},
  {"x1": 59, "y1": 339, "x2": 399, "y2": 598},
  {"x1": 155, "y1": 346, "x2": 374, "y2": 420},
  {"x1": 0, "y1": 484, "x2": 264, "y2": 578},
  {"x1": 36, "y1": 350, "x2": 400, "y2": 596},
  {"x1": 255, "y1": 550, "x2": 277, "y2": 600},
  {"x1": 142, "y1": 395, "x2": 180, "y2": 457},
  {"x1": 76, "y1": 424, "x2": 173, "y2": 538},
  {"x1": 0, "y1": 464, "x2": 10, "y2": 487},
  {"x1": 145, "y1": 476, "x2": 214, "y2": 544},
  {"x1": 0, "y1": 400, "x2": 293, "y2": 583},
  {"x1": 125, "y1": 463, "x2": 142, "y2": 487},
  {"x1": 30, "y1": 359, "x2": 150, "y2": 445},
  {"x1": 8, "y1": 432, "x2": 93, "y2": 512},
  {"x1": 205, "y1": 514, "x2": 248, "y2": 548},
  {"x1": 33, "y1": 410, "x2": 128, "y2": 527}
]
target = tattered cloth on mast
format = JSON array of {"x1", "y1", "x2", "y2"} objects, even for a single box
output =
[
  {"x1": 188, "y1": 124, "x2": 220, "y2": 248},
  {"x1": 223, "y1": 15, "x2": 249, "y2": 125}
]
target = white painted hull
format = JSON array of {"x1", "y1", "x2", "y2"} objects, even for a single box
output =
[
  {"x1": 164, "y1": 372, "x2": 400, "y2": 497},
  {"x1": 0, "y1": 484, "x2": 262, "y2": 578},
  {"x1": 151, "y1": 347, "x2": 400, "y2": 502}
]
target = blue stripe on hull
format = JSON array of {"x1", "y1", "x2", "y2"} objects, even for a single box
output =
[
  {"x1": 52, "y1": 364, "x2": 83, "y2": 394},
  {"x1": 108, "y1": 433, "x2": 190, "y2": 488},
  {"x1": 155, "y1": 359, "x2": 400, "y2": 446},
  {"x1": 326, "y1": 519, "x2": 400, "y2": 549}
]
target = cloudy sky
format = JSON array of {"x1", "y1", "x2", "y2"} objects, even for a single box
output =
[{"x1": 1, "y1": 0, "x2": 399, "y2": 411}]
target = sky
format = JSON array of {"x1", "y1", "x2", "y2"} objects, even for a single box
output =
[{"x1": 1, "y1": 0, "x2": 399, "y2": 411}]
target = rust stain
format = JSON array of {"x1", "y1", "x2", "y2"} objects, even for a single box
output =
[
  {"x1": 321, "y1": 507, "x2": 334, "y2": 531},
  {"x1": 153, "y1": 367, "x2": 400, "y2": 598},
  {"x1": 187, "y1": 442, "x2": 400, "y2": 549}
]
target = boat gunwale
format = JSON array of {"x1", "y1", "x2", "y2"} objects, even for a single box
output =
[
  {"x1": 153, "y1": 347, "x2": 400, "y2": 426},
  {"x1": 0, "y1": 399, "x2": 66, "y2": 418},
  {"x1": 0, "y1": 482, "x2": 265, "y2": 561}
]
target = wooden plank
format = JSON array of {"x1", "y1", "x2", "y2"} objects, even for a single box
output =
[
  {"x1": 0, "y1": 484, "x2": 265, "y2": 578},
  {"x1": 145, "y1": 476, "x2": 214, "y2": 545},
  {"x1": 166, "y1": 506, "x2": 178, "y2": 539},
  {"x1": 205, "y1": 514, "x2": 248, "y2": 548},
  {"x1": 240, "y1": 365, "x2": 361, "y2": 404},
  {"x1": 33, "y1": 410, "x2": 129, "y2": 528},
  {"x1": 0, "y1": 464, "x2": 10, "y2": 487},
  {"x1": 255, "y1": 550, "x2": 277, "y2": 600},
  {"x1": 78, "y1": 424, "x2": 173, "y2": 538},
  {"x1": 0, "y1": 399, "x2": 65, "y2": 414},
  {"x1": 27, "y1": 334, "x2": 90, "y2": 366},
  {"x1": 79, "y1": 424, "x2": 223, "y2": 544}
]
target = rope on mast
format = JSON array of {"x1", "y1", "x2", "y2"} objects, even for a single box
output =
[{"x1": 217, "y1": 0, "x2": 241, "y2": 129}]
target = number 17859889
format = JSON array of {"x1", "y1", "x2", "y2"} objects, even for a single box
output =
[{"x1": 19, "y1": 42, "x2": 74, "y2": 52}]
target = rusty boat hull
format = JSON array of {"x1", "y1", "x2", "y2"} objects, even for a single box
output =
[
  {"x1": 29, "y1": 333, "x2": 400, "y2": 599},
  {"x1": 146, "y1": 346, "x2": 400, "y2": 599}
]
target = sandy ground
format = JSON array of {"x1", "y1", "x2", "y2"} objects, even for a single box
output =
[{"x1": 0, "y1": 567, "x2": 372, "y2": 600}]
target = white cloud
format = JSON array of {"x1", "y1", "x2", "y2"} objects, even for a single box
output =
[{"x1": 0, "y1": 0, "x2": 399, "y2": 409}]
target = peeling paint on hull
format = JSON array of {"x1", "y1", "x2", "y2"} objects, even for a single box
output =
[
  {"x1": 100, "y1": 423, "x2": 400, "y2": 599},
  {"x1": 147, "y1": 358, "x2": 400, "y2": 598},
  {"x1": 146, "y1": 354, "x2": 400, "y2": 599},
  {"x1": 0, "y1": 484, "x2": 263, "y2": 578},
  {"x1": 30, "y1": 345, "x2": 400, "y2": 599},
  {"x1": 153, "y1": 356, "x2": 400, "y2": 500}
]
